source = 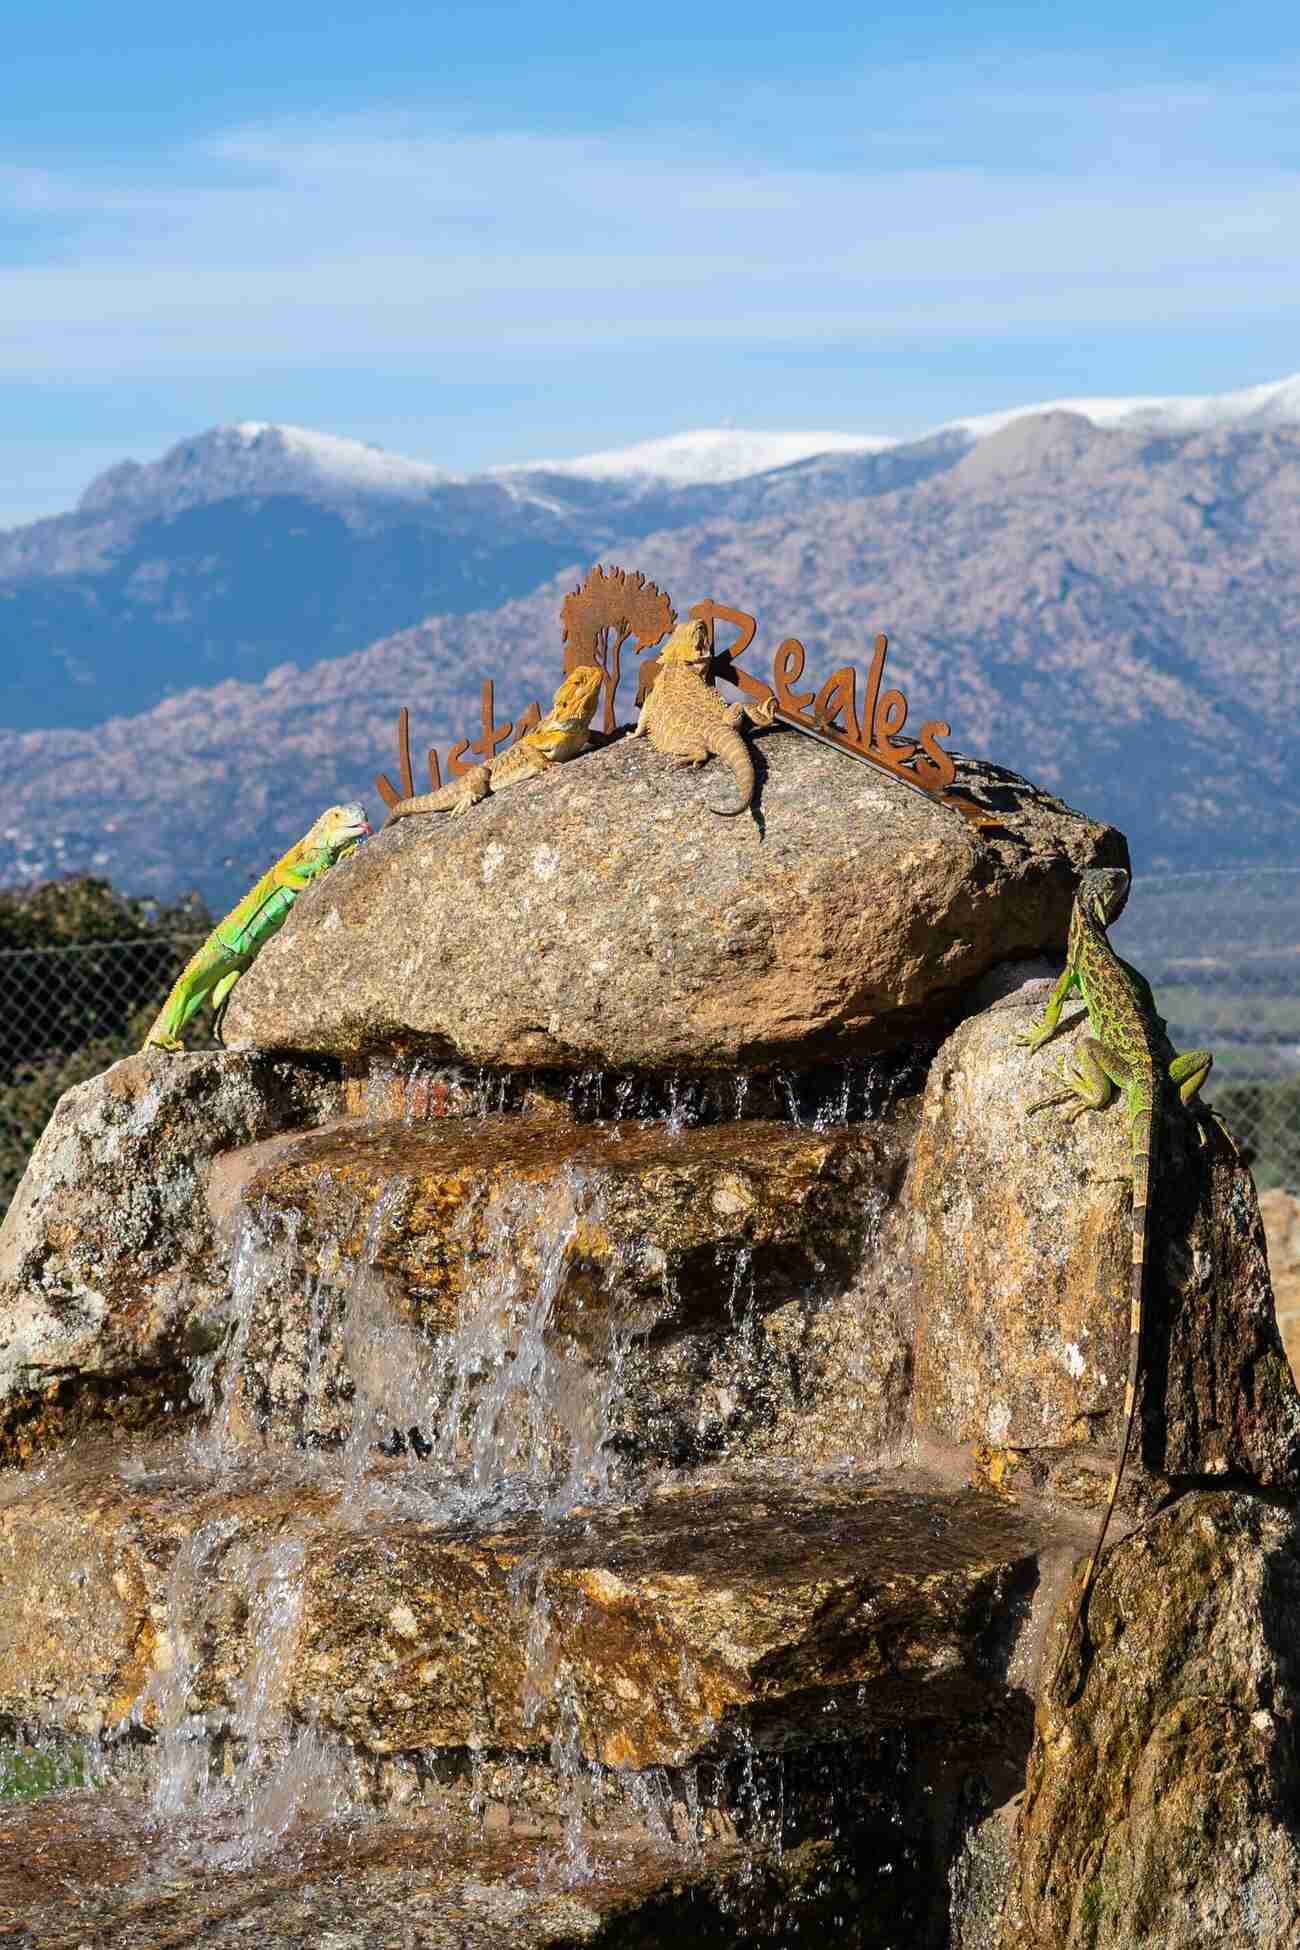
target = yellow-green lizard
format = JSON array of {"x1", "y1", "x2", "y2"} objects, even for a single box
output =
[
  {"x1": 1015, "y1": 866, "x2": 1213, "y2": 1697},
  {"x1": 382, "y1": 665, "x2": 603, "y2": 823},
  {"x1": 142, "y1": 802, "x2": 370, "y2": 1050}
]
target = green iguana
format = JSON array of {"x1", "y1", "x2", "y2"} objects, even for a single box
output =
[
  {"x1": 142, "y1": 802, "x2": 370, "y2": 1050},
  {"x1": 632, "y1": 619, "x2": 777, "y2": 817},
  {"x1": 383, "y1": 665, "x2": 603, "y2": 823},
  {"x1": 1015, "y1": 865, "x2": 1214, "y2": 1698}
]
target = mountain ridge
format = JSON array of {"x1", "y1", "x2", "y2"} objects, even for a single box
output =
[
  {"x1": 5, "y1": 406, "x2": 1298, "y2": 909},
  {"x1": 10, "y1": 373, "x2": 1299, "y2": 739}
]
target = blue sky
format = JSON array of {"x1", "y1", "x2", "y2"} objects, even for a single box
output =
[{"x1": 3, "y1": 0, "x2": 1298, "y2": 527}]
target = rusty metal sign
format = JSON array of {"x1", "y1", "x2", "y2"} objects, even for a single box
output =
[
  {"x1": 376, "y1": 681, "x2": 541, "y2": 809},
  {"x1": 560, "y1": 564, "x2": 676, "y2": 736},
  {"x1": 376, "y1": 564, "x2": 993, "y2": 829}
]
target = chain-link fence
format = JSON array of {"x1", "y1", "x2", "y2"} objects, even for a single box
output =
[
  {"x1": 0, "y1": 870, "x2": 1297, "y2": 1224},
  {"x1": 1114, "y1": 868, "x2": 1300, "y2": 1194},
  {"x1": 0, "y1": 934, "x2": 206, "y2": 1216}
]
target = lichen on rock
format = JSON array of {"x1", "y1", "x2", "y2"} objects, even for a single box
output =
[
  {"x1": 907, "y1": 971, "x2": 1300, "y2": 1499},
  {"x1": 1005, "y1": 1492, "x2": 1300, "y2": 1950},
  {"x1": 0, "y1": 729, "x2": 1297, "y2": 1947}
]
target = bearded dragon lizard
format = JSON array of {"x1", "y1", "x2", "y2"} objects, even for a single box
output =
[
  {"x1": 143, "y1": 802, "x2": 370, "y2": 1050},
  {"x1": 632, "y1": 620, "x2": 777, "y2": 817},
  {"x1": 383, "y1": 665, "x2": 603, "y2": 824},
  {"x1": 1015, "y1": 865, "x2": 1214, "y2": 1697}
]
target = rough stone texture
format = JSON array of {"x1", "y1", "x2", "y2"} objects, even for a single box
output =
[
  {"x1": 3, "y1": 749, "x2": 1296, "y2": 1947},
  {"x1": 0, "y1": 1455, "x2": 1044, "y2": 1772},
  {"x1": 1003, "y1": 1491, "x2": 1300, "y2": 1950},
  {"x1": 221, "y1": 1110, "x2": 911, "y2": 1472},
  {"x1": 907, "y1": 974, "x2": 1300, "y2": 1496},
  {"x1": 297, "y1": 1473, "x2": 1041, "y2": 1768},
  {"x1": 1262, "y1": 1187, "x2": 1300, "y2": 1382},
  {"x1": 0, "y1": 1051, "x2": 343, "y2": 1463},
  {"x1": 222, "y1": 733, "x2": 1126, "y2": 1071},
  {"x1": 0, "y1": 1795, "x2": 927, "y2": 1950}
]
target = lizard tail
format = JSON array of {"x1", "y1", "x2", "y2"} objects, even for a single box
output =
[
  {"x1": 1052, "y1": 1109, "x2": 1152, "y2": 1701},
  {"x1": 708, "y1": 727, "x2": 756, "y2": 817},
  {"x1": 383, "y1": 796, "x2": 454, "y2": 826}
]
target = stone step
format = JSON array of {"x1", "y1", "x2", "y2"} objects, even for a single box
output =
[
  {"x1": 0, "y1": 1453, "x2": 1048, "y2": 1780},
  {"x1": 204, "y1": 1110, "x2": 911, "y2": 1477},
  {"x1": 0, "y1": 1787, "x2": 931, "y2": 1950}
]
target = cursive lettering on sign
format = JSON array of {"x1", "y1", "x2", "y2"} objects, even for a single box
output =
[
  {"x1": 376, "y1": 680, "x2": 542, "y2": 810},
  {"x1": 687, "y1": 600, "x2": 956, "y2": 794},
  {"x1": 377, "y1": 570, "x2": 967, "y2": 817}
]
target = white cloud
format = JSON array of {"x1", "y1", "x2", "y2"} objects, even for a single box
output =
[{"x1": 0, "y1": 89, "x2": 1298, "y2": 380}]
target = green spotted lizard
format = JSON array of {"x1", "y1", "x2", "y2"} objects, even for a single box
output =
[
  {"x1": 383, "y1": 665, "x2": 603, "y2": 823},
  {"x1": 1015, "y1": 865, "x2": 1214, "y2": 1698},
  {"x1": 143, "y1": 802, "x2": 370, "y2": 1050}
]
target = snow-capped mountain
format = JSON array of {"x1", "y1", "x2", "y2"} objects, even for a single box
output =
[
  {"x1": 8, "y1": 393, "x2": 1300, "y2": 913},
  {"x1": 18, "y1": 368, "x2": 1300, "y2": 538},
  {"x1": 4, "y1": 370, "x2": 1300, "y2": 743},
  {"x1": 74, "y1": 421, "x2": 458, "y2": 521},
  {"x1": 496, "y1": 428, "x2": 898, "y2": 490},
  {"x1": 937, "y1": 371, "x2": 1300, "y2": 445},
  {"x1": 501, "y1": 374, "x2": 1300, "y2": 487}
]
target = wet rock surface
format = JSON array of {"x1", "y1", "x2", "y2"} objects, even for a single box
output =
[
  {"x1": 1005, "y1": 1492, "x2": 1300, "y2": 1950},
  {"x1": 0, "y1": 1453, "x2": 1043, "y2": 1768},
  {"x1": 1, "y1": 770, "x2": 1296, "y2": 1946},
  {"x1": 222, "y1": 733, "x2": 1125, "y2": 1071},
  {"x1": 0, "y1": 1792, "x2": 934, "y2": 1950},
  {"x1": 0, "y1": 1050, "x2": 343, "y2": 1463},
  {"x1": 907, "y1": 974, "x2": 1300, "y2": 1499},
  {"x1": 226, "y1": 1110, "x2": 911, "y2": 1469}
]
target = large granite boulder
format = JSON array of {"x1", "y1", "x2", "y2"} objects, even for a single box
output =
[
  {"x1": 222, "y1": 732, "x2": 1125, "y2": 1070},
  {"x1": 2, "y1": 730, "x2": 1296, "y2": 1950}
]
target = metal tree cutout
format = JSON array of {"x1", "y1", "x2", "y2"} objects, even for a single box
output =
[{"x1": 560, "y1": 565, "x2": 676, "y2": 735}]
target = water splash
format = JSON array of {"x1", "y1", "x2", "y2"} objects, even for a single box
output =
[
  {"x1": 409, "y1": 1166, "x2": 638, "y2": 1521},
  {"x1": 74, "y1": 1053, "x2": 916, "y2": 1895},
  {"x1": 147, "y1": 1515, "x2": 242, "y2": 1816},
  {"x1": 185, "y1": 1204, "x2": 301, "y2": 1471},
  {"x1": 139, "y1": 1515, "x2": 353, "y2": 1868}
]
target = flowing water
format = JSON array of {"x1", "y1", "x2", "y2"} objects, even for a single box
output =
[
  {"x1": 120, "y1": 1138, "x2": 665, "y2": 1868},
  {"x1": 6, "y1": 1059, "x2": 927, "y2": 1936}
]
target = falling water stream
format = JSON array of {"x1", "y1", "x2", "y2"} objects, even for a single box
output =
[
  {"x1": 4, "y1": 1055, "x2": 928, "y2": 1937},
  {"x1": 121, "y1": 1123, "x2": 676, "y2": 1877}
]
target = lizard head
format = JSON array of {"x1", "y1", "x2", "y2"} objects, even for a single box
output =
[
  {"x1": 304, "y1": 801, "x2": 372, "y2": 860},
  {"x1": 656, "y1": 620, "x2": 712, "y2": 671},
  {"x1": 550, "y1": 663, "x2": 603, "y2": 724},
  {"x1": 1077, "y1": 866, "x2": 1130, "y2": 928}
]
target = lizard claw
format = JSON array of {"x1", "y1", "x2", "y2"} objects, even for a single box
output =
[{"x1": 1014, "y1": 1028, "x2": 1051, "y2": 1051}]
